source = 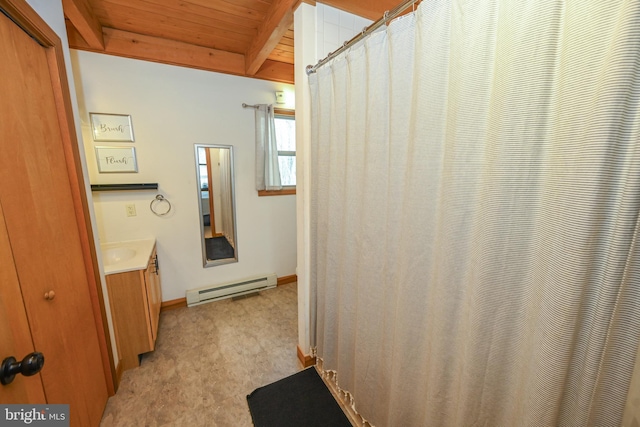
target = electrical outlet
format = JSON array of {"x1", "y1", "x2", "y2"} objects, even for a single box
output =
[{"x1": 126, "y1": 204, "x2": 137, "y2": 217}]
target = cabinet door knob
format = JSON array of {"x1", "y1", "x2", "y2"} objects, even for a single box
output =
[{"x1": 44, "y1": 290, "x2": 56, "y2": 300}]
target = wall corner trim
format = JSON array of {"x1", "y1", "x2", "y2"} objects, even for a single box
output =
[{"x1": 297, "y1": 344, "x2": 316, "y2": 368}]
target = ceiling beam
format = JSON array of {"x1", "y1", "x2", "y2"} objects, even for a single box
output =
[
  {"x1": 255, "y1": 59, "x2": 295, "y2": 84},
  {"x1": 245, "y1": 0, "x2": 297, "y2": 76},
  {"x1": 94, "y1": 28, "x2": 244, "y2": 76},
  {"x1": 61, "y1": 0, "x2": 104, "y2": 50},
  {"x1": 319, "y1": 0, "x2": 399, "y2": 21},
  {"x1": 67, "y1": 27, "x2": 294, "y2": 84}
]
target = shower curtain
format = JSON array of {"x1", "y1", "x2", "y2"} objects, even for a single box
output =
[{"x1": 309, "y1": 0, "x2": 640, "y2": 426}]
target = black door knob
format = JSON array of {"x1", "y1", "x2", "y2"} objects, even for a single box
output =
[{"x1": 0, "y1": 352, "x2": 45, "y2": 385}]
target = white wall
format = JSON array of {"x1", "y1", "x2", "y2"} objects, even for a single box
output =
[
  {"x1": 294, "y1": 2, "x2": 371, "y2": 355},
  {"x1": 71, "y1": 51, "x2": 297, "y2": 301},
  {"x1": 294, "y1": 1, "x2": 317, "y2": 360},
  {"x1": 316, "y1": 3, "x2": 372, "y2": 59}
]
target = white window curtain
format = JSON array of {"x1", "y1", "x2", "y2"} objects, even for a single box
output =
[
  {"x1": 309, "y1": 1, "x2": 640, "y2": 426},
  {"x1": 254, "y1": 104, "x2": 282, "y2": 191}
]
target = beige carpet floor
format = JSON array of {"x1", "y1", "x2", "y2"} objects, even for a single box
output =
[{"x1": 100, "y1": 282, "x2": 301, "y2": 427}]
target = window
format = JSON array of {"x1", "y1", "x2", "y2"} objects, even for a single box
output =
[
  {"x1": 260, "y1": 108, "x2": 296, "y2": 196},
  {"x1": 274, "y1": 114, "x2": 296, "y2": 186},
  {"x1": 197, "y1": 147, "x2": 208, "y2": 190}
]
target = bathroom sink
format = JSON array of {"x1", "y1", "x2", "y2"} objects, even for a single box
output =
[
  {"x1": 103, "y1": 247, "x2": 137, "y2": 265},
  {"x1": 100, "y1": 239, "x2": 156, "y2": 275}
]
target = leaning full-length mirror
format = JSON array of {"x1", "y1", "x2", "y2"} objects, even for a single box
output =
[{"x1": 195, "y1": 144, "x2": 238, "y2": 267}]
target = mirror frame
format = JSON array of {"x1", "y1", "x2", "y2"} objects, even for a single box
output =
[{"x1": 194, "y1": 144, "x2": 238, "y2": 268}]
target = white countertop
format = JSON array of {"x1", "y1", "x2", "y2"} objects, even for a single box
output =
[{"x1": 100, "y1": 238, "x2": 156, "y2": 275}]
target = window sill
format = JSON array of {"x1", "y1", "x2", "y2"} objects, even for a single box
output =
[{"x1": 258, "y1": 188, "x2": 296, "y2": 197}]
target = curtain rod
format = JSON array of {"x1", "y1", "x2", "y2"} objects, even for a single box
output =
[
  {"x1": 242, "y1": 103, "x2": 259, "y2": 109},
  {"x1": 306, "y1": 0, "x2": 420, "y2": 75}
]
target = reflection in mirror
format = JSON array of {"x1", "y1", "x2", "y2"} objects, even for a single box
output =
[{"x1": 195, "y1": 144, "x2": 238, "y2": 267}]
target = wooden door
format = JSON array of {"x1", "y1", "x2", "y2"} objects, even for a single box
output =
[
  {"x1": 0, "y1": 7, "x2": 107, "y2": 425},
  {"x1": 205, "y1": 148, "x2": 218, "y2": 235},
  {"x1": 0, "y1": 203, "x2": 47, "y2": 404}
]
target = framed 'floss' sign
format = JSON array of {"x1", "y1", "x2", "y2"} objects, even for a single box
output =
[{"x1": 90, "y1": 113, "x2": 135, "y2": 142}]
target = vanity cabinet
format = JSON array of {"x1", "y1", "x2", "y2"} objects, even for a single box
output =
[{"x1": 106, "y1": 245, "x2": 162, "y2": 371}]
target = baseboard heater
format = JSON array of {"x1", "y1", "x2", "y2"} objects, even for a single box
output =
[{"x1": 186, "y1": 273, "x2": 277, "y2": 307}]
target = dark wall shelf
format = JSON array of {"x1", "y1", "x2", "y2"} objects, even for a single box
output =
[{"x1": 90, "y1": 183, "x2": 158, "y2": 192}]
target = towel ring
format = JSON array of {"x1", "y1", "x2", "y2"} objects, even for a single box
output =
[{"x1": 150, "y1": 194, "x2": 171, "y2": 217}]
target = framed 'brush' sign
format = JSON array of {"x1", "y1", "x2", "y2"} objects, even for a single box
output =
[
  {"x1": 90, "y1": 113, "x2": 135, "y2": 142},
  {"x1": 95, "y1": 146, "x2": 138, "y2": 173}
]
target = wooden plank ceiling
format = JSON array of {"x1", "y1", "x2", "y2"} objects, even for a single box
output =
[{"x1": 63, "y1": 0, "x2": 398, "y2": 85}]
